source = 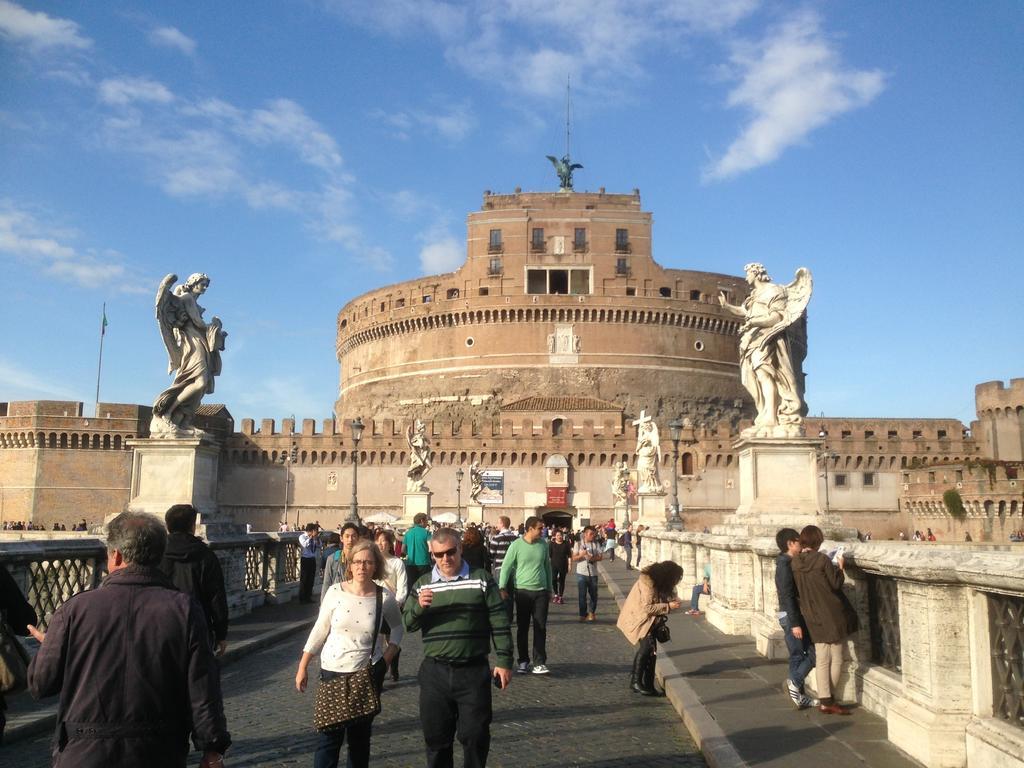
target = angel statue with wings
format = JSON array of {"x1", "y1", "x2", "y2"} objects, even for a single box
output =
[
  {"x1": 406, "y1": 418, "x2": 432, "y2": 492},
  {"x1": 151, "y1": 273, "x2": 227, "y2": 437},
  {"x1": 468, "y1": 460, "x2": 483, "y2": 504},
  {"x1": 546, "y1": 154, "x2": 583, "y2": 191},
  {"x1": 719, "y1": 263, "x2": 812, "y2": 438}
]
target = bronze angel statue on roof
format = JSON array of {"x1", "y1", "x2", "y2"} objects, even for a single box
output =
[
  {"x1": 719, "y1": 264, "x2": 812, "y2": 438},
  {"x1": 546, "y1": 154, "x2": 583, "y2": 191},
  {"x1": 151, "y1": 272, "x2": 227, "y2": 437}
]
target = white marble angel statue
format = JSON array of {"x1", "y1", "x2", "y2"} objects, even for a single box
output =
[
  {"x1": 635, "y1": 418, "x2": 662, "y2": 494},
  {"x1": 151, "y1": 273, "x2": 227, "y2": 436},
  {"x1": 719, "y1": 263, "x2": 812, "y2": 438},
  {"x1": 468, "y1": 461, "x2": 483, "y2": 504},
  {"x1": 406, "y1": 418, "x2": 432, "y2": 492},
  {"x1": 611, "y1": 460, "x2": 629, "y2": 506}
]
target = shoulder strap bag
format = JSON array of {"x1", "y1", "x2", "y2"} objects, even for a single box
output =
[
  {"x1": 313, "y1": 586, "x2": 384, "y2": 732},
  {"x1": 0, "y1": 611, "x2": 31, "y2": 694}
]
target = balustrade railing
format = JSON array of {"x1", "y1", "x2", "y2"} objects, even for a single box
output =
[
  {"x1": 988, "y1": 592, "x2": 1024, "y2": 730},
  {"x1": 0, "y1": 533, "x2": 303, "y2": 628}
]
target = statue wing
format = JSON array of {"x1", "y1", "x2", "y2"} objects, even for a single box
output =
[
  {"x1": 570, "y1": 163, "x2": 583, "y2": 171},
  {"x1": 154, "y1": 273, "x2": 183, "y2": 375},
  {"x1": 757, "y1": 267, "x2": 813, "y2": 351},
  {"x1": 546, "y1": 155, "x2": 560, "y2": 168}
]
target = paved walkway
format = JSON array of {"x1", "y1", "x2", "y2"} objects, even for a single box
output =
[
  {"x1": 3, "y1": 576, "x2": 704, "y2": 767},
  {"x1": 600, "y1": 557, "x2": 923, "y2": 768}
]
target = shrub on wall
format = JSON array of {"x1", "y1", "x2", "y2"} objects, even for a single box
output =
[{"x1": 943, "y1": 488, "x2": 966, "y2": 520}]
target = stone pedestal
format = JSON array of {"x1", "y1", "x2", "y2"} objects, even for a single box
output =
[
  {"x1": 465, "y1": 504, "x2": 484, "y2": 525},
  {"x1": 124, "y1": 437, "x2": 243, "y2": 537},
  {"x1": 401, "y1": 491, "x2": 432, "y2": 527},
  {"x1": 613, "y1": 502, "x2": 630, "y2": 528},
  {"x1": 715, "y1": 437, "x2": 848, "y2": 537},
  {"x1": 636, "y1": 492, "x2": 667, "y2": 529}
]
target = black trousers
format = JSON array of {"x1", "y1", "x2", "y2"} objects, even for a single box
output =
[
  {"x1": 514, "y1": 589, "x2": 549, "y2": 666},
  {"x1": 300, "y1": 557, "x2": 317, "y2": 602},
  {"x1": 418, "y1": 657, "x2": 492, "y2": 768},
  {"x1": 406, "y1": 562, "x2": 431, "y2": 586},
  {"x1": 552, "y1": 567, "x2": 567, "y2": 597}
]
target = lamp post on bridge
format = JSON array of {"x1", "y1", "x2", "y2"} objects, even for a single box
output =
[
  {"x1": 280, "y1": 443, "x2": 297, "y2": 529},
  {"x1": 455, "y1": 467, "x2": 464, "y2": 527},
  {"x1": 348, "y1": 417, "x2": 364, "y2": 523},
  {"x1": 818, "y1": 429, "x2": 838, "y2": 513}
]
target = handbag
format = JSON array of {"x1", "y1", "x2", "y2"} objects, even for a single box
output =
[
  {"x1": 0, "y1": 613, "x2": 31, "y2": 695},
  {"x1": 313, "y1": 586, "x2": 384, "y2": 732},
  {"x1": 652, "y1": 615, "x2": 671, "y2": 644}
]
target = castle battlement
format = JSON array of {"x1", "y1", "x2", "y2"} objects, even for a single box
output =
[{"x1": 976, "y1": 378, "x2": 1024, "y2": 413}]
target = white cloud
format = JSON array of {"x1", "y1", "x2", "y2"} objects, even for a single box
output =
[
  {"x1": 0, "y1": 0, "x2": 91, "y2": 51},
  {"x1": 0, "y1": 356, "x2": 81, "y2": 401},
  {"x1": 332, "y1": 0, "x2": 760, "y2": 99},
  {"x1": 149, "y1": 26, "x2": 196, "y2": 56},
  {"x1": 703, "y1": 10, "x2": 886, "y2": 182},
  {"x1": 0, "y1": 201, "x2": 141, "y2": 290},
  {"x1": 98, "y1": 76, "x2": 175, "y2": 106},
  {"x1": 419, "y1": 235, "x2": 463, "y2": 274},
  {"x1": 371, "y1": 101, "x2": 476, "y2": 142}
]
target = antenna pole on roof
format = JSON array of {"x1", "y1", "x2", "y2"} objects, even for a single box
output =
[{"x1": 546, "y1": 75, "x2": 583, "y2": 191}]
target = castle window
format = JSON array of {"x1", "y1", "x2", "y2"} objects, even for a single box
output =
[
  {"x1": 422, "y1": 295, "x2": 432, "y2": 303},
  {"x1": 615, "y1": 228, "x2": 629, "y2": 252},
  {"x1": 552, "y1": 418, "x2": 564, "y2": 437},
  {"x1": 569, "y1": 269, "x2": 589, "y2": 295},
  {"x1": 395, "y1": 298, "x2": 405, "y2": 308},
  {"x1": 489, "y1": 256, "x2": 502, "y2": 275},
  {"x1": 549, "y1": 270, "x2": 568, "y2": 294},
  {"x1": 574, "y1": 228, "x2": 586, "y2": 250},
  {"x1": 863, "y1": 472, "x2": 875, "y2": 487},
  {"x1": 689, "y1": 289, "x2": 701, "y2": 301},
  {"x1": 479, "y1": 287, "x2": 489, "y2": 296},
  {"x1": 446, "y1": 288, "x2": 460, "y2": 300},
  {"x1": 937, "y1": 429, "x2": 947, "y2": 439},
  {"x1": 659, "y1": 287, "x2": 671, "y2": 297},
  {"x1": 682, "y1": 452, "x2": 694, "y2": 475},
  {"x1": 865, "y1": 430, "x2": 875, "y2": 439},
  {"x1": 488, "y1": 229, "x2": 502, "y2": 252},
  {"x1": 527, "y1": 270, "x2": 546, "y2": 294},
  {"x1": 955, "y1": 469, "x2": 964, "y2": 482},
  {"x1": 888, "y1": 430, "x2": 898, "y2": 439},
  {"x1": 841, "y1": 430, "x2": 852, "y2": 439},
  {"x1": 379, "y1": 302, "x2": 384, "y2": 311},
  {"x1": 834, "y1": 474, "x2": 847, "y2": 488},
  {"x1": 526, "y1": 267, "x2": 591, "y2": 295},
  {"x1": 1007, "y1": 467, "x2": 1019, "y2": 480},
  {"x1": 615, "y1": 257, "x2": 629, "y2": 276},
  {"x1": 912, "y1": 430, "x2": 922, "y2": 439},
  {"x1": 531, "y1": 228, "x2": 545, "y2": 252},
  {"x1": 928, "y1": 471, "x2": 935, "y2": 483},
  {"x1": 626, "y1": 287, "x2": 636, "y2": 296}
]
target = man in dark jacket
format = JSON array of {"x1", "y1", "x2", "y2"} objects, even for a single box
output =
[
  {"x1": 27, "y1": 511, "x2": 230, "y2": 768},
  {"x1": 0, "y1": 563, "x2": 36, "y2": 743},
  {"x1": 774, "y1": 527, "x2": 816, "y2": 709},
  {"x1": 159, "y1": 503, "x2": 229, "y2": 656}
]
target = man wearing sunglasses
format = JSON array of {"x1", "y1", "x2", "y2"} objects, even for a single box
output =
[{"x1": 404, "y1": 528, "x2": 513, "y2": 768}]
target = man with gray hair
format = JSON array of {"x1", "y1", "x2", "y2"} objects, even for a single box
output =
[{"x1": 27, "y1": 511, "x2": 231, "y2": 768}]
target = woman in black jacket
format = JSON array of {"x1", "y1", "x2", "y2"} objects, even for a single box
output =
[{"x1": 1, "y1": 564, "x2": 38, "y2": 743}]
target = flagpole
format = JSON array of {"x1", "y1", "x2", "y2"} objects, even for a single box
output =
[{"x1": 94, "y1": 303, "x2": 106, "y2": 418}]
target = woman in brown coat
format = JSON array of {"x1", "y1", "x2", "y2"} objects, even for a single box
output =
[
  {"x1": 616, "y1": 561, "x2": 683, "y2": 696},
  {"x1": 790, "y1": 525, "x2": 858, "y2": 715}
]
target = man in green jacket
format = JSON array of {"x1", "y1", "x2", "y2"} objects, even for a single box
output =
[
  {"x1": 498, "y1": 516, "x2": 553, "y2": 675},
  {"x1": 402, "y1": 512, "x2": 432, "y2": 584},
  {"x1": 404, "y1": 527, "x2": 512, "y2": 768}
]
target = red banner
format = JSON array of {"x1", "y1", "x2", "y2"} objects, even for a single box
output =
[{"x1": 546, "y1": 487, "x2": 568, "y2": 507}]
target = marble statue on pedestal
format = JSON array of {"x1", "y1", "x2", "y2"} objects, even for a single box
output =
[
  {"x1": 611, "y1": 460, "x2": 629, "y2": 506},
  {"x1": 151, "y1": 273, "x2": 227, "y2": 437},
  {"x1": 468, "y1": 461, "x2": 483, "y2": 504},
  {"x1": 719, "y1": 263, "x2": 812, "y2": 439},
  {"x1": 406, "y1": 419, "x2": 432, "y2": 492},
  {"x1": 633, "y1": 411, "x2": 662, "y2": 493}
]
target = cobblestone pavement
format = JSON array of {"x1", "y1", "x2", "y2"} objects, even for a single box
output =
[{"x1": 4, "y1": 580, "x2": 705, "y2": 768}]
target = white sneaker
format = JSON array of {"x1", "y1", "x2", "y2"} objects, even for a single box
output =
[
  {"x1": 531, "y1": 664, "x2": 550, "y2": 675},
  {"x1": 785, "y1": 679, "x2": 802, "y2": 706},
  {"x1": 798, "y1": 694, "x2": 818, "y2": 709},
  {"x1": 516, "y1": 661, "x2": 530, "y2": 674}
]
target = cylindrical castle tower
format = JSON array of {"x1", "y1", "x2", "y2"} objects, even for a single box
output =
[{"x1": 335, "y1": 189, "x2": 762, "y2": 424}]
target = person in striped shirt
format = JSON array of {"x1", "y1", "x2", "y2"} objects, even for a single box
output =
[{"x1": 404, "y1": 528, "x2": 513, "y2": 768}]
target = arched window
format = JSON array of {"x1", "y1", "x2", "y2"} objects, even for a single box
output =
[
  {"x1": 552, "y1": 418, "x2": 564, "y2": 437},
  {"x1": 682, "y1": 452, "x2": 695, "y2": 475}
]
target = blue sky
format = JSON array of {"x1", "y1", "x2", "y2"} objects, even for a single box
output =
[{"x1": 1, "y1": 1, "x2": 1020, "y2": 427}]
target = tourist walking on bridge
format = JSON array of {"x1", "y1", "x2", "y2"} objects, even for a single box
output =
[
  {"x1": 403, "y1": 513, "x2": 432, "y2": 585},
  {"x1": 321, "y1": 522, "x2": 359, "y2": 600},
  {"x1": 297, "y1": 539, "x2": 402, "y2": 768},
  {"x1": 499, "y1": 516, "x2": 553, "y2": 675},
  {"x1": 548, "y1": 529, "x2": 572, "y2": 604},
  {"x1": 572, "y1": 526, "x2": 603, "y2": 621},
  {"x1": 299, "y1": 523, "x2": 322, "y2": 604},
  {"x1": 616, "y1": 561, "x2": 683, "y2": 696}
]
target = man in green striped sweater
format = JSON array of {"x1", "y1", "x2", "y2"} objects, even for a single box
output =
[
  {"x1": 404, "y1": 527, "x2": 512, "y2": 768},
  {"x1": 498, "y1": 516, "x2": 554, "y2": 675}
]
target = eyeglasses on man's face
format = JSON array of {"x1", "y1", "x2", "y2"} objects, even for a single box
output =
[{"x1": 431, "y1": 547, "x2": 458, "y2": 559}]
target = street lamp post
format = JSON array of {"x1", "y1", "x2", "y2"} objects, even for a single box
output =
[
  {"x1": 281, "y1": 443, "x2": 297, "y2": 529},
  {"x1": 667, "y1": 418, "x2": 684, "y2": 529},
  {"x1": 348, "y1": 417, "x2": 364, "y2": 523},
  {"x1": 818, "y1": 430, "x2": 838, "y2": 513},
  {"x1": 455, "y1": 467, "x2": 464, "y2": 527}
]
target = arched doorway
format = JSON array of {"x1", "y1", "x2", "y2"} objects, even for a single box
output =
[{"x1": 540, "y1": 508, "x2": 574, "y2": 529}]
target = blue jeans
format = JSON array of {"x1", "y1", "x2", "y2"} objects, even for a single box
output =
[
  {"x1": 690, "y1": 583, "x2": 709, "y2": 611},
  {"x1": 779, "y1": 615, "x2": 815, "y2": 690},
  {"x1": 577, "y1": 574, "x2": 598, "y2": 616}
]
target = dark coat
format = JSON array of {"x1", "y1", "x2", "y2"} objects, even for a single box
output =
[
  {"x1": 1, "y1": 564, "x2": 37, "y2": 715},
  {"x1": 27, "y1": 565, "x2": 231, "y2": 767},
  {"x1": 774, "y1": 553, "x2": 805, "y2": 627},
  {"x1": 790, "y1": 550, "x2": 857, "y2": 644},
  {"x1": 159, "y1": 532, "x2": 229, "y2": 642}
]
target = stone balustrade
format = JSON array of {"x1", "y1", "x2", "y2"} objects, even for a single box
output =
[
  {"x1": 638, "y1": 530, "x2": 1024, "y2": 768},
  {"x1": 0, "y1": 533, "x2": 303, "y2": 630}
]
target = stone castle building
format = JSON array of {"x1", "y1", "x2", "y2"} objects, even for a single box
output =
[{"x1": 1, "y1": 187, "x2": 1020, "y2": 539}]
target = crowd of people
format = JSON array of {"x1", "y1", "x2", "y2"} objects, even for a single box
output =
[{"x1": 1, "y1": 519, "x2": 89, "y2": 531}]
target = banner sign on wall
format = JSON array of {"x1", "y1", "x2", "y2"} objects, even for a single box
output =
[
  {"x1": 546, "y1": 487, "x2": 568, "y2": 507},
  {"x1": 478, "y1": 470, "x2": 504, "y2": 504}
]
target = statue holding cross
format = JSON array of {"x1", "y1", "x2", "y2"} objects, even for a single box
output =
[{"x1": 633, "y1": 410, "x2": 662, "y2": 494}]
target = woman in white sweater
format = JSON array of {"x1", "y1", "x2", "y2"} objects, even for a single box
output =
[{"x1": 296, "y1": 539, "x2": 403, "y2": 768}]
